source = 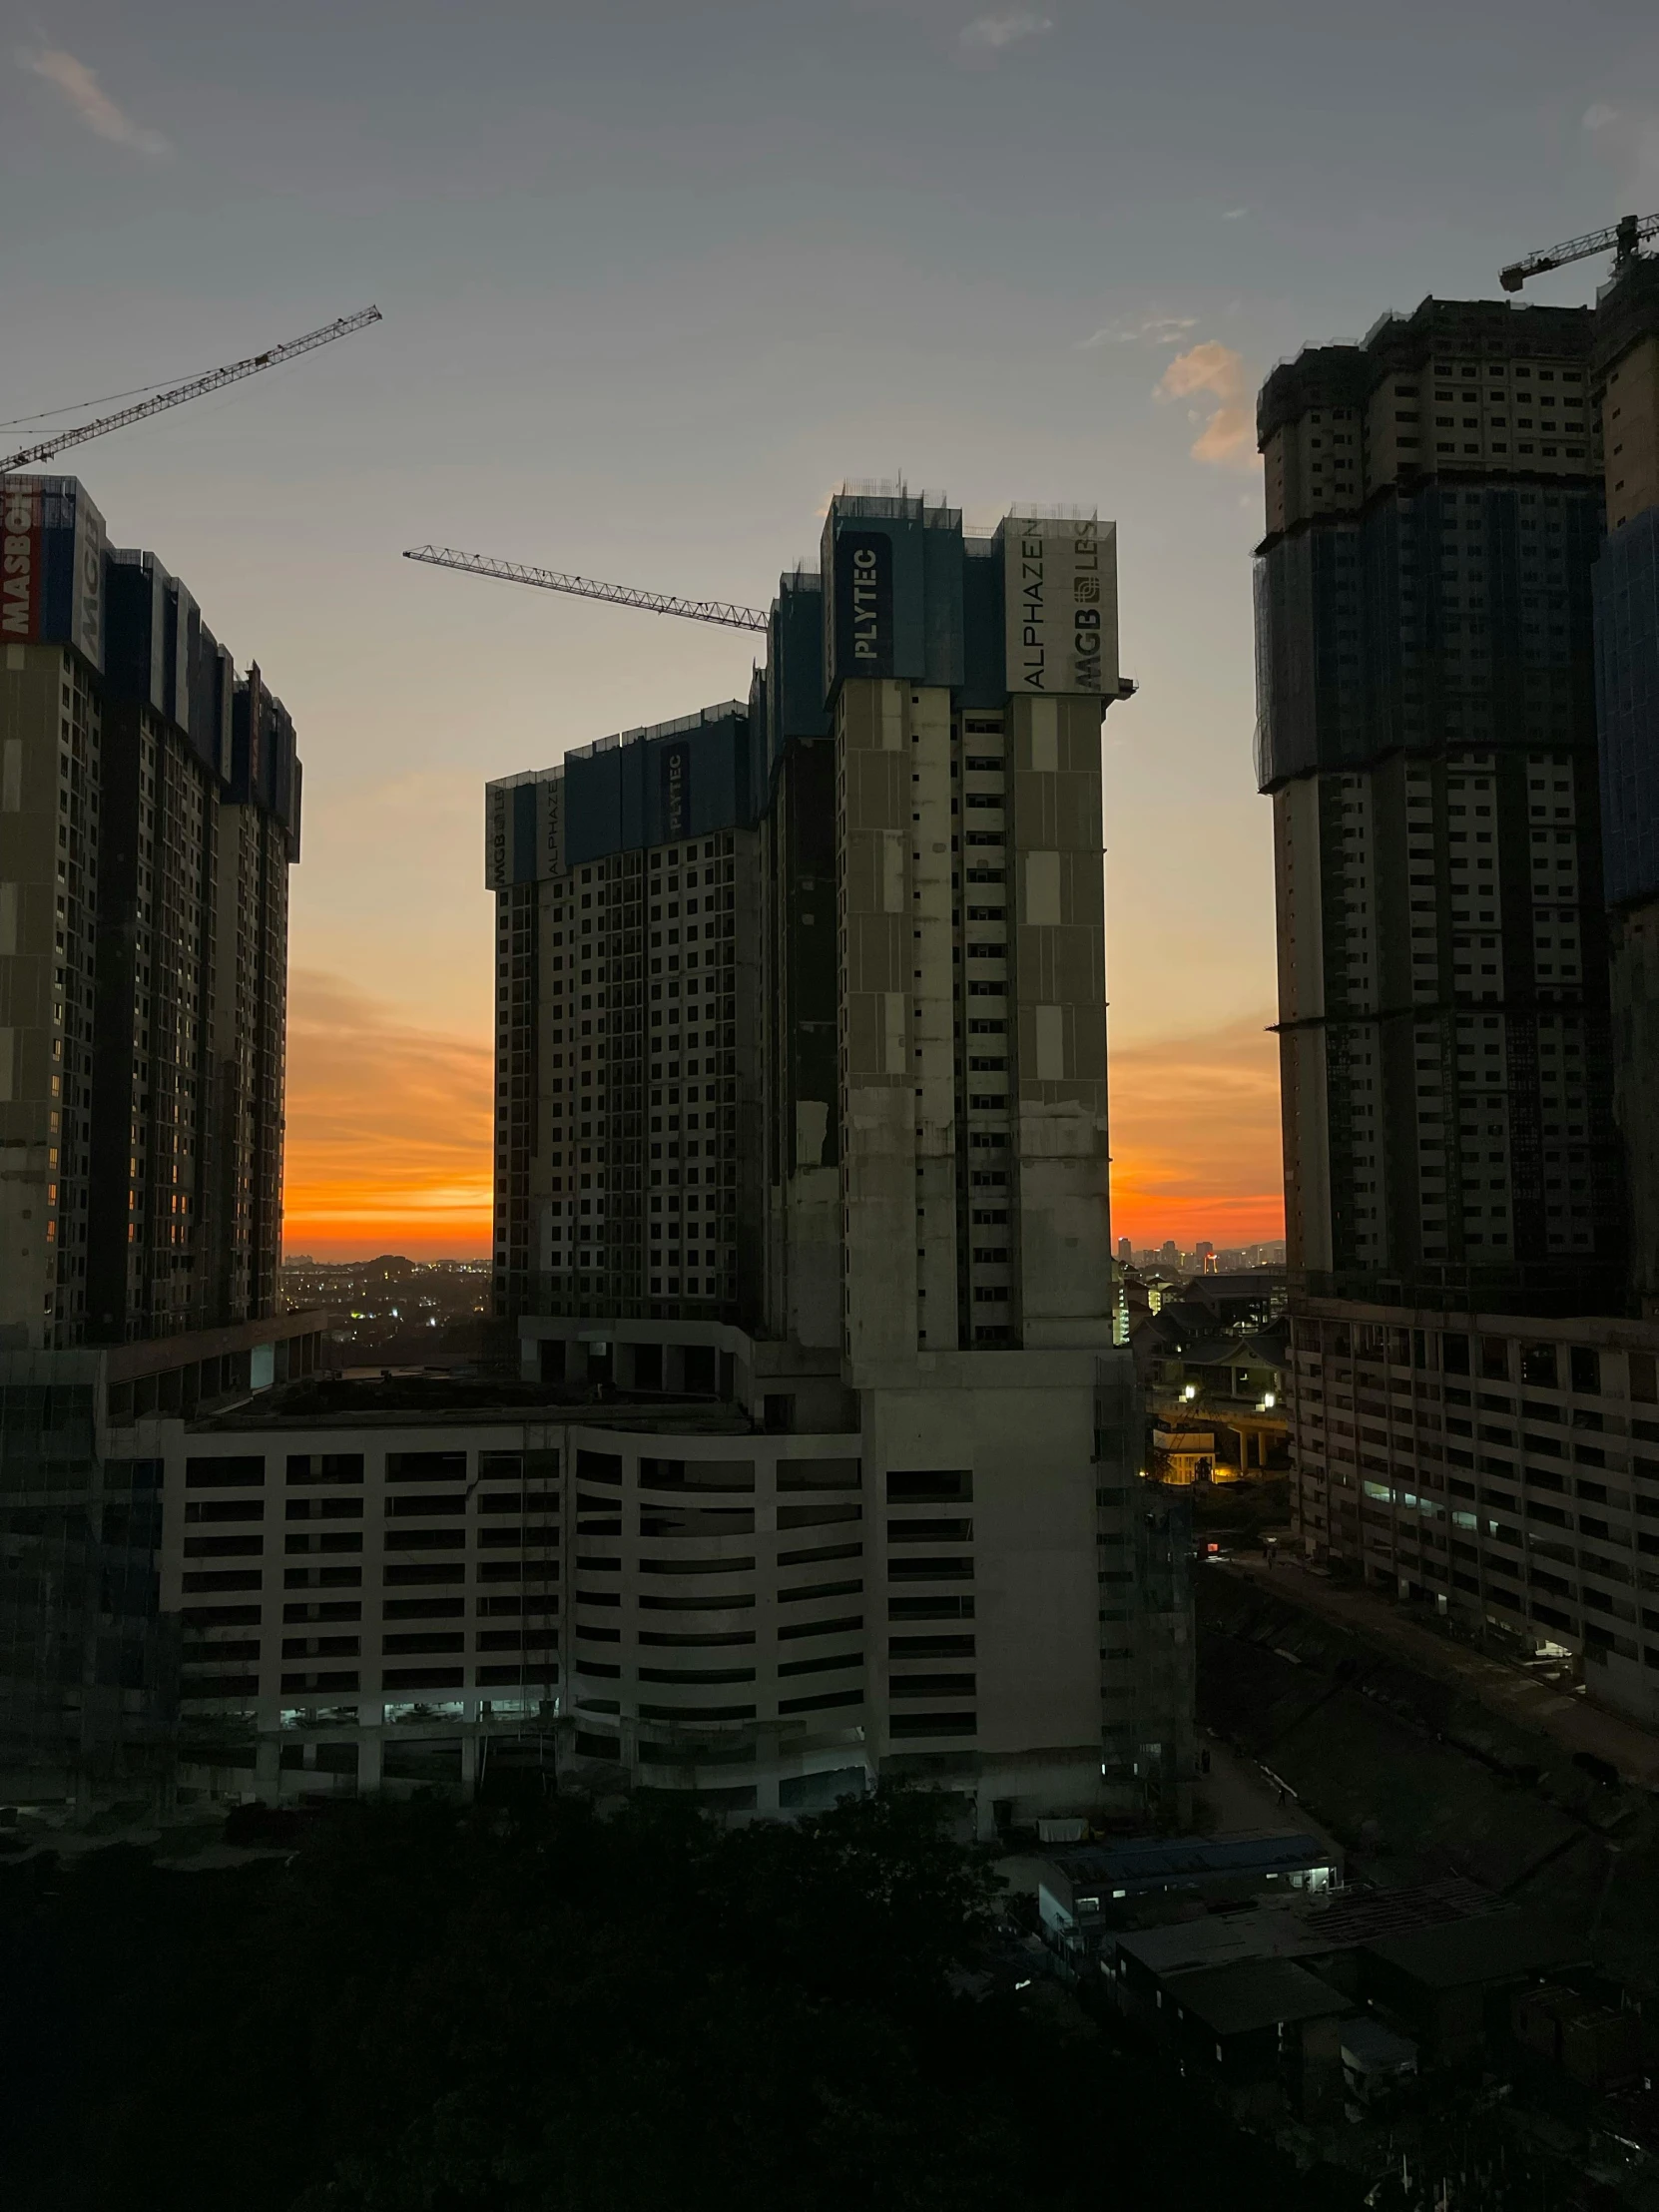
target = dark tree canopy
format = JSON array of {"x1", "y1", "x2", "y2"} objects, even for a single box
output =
[{"x1": 0, "y1": 1787, "x2": 1358, "y2": 2212}]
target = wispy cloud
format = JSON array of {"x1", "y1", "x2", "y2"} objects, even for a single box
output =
[
  {"x1": 1222, "y1": 206, "x2": 1250, "y2": 221},
  {"x1": 1080, "y1": 311, "x2": 1199, "y2": 350},
  {"x1": 20, "y1": 47, "x2": 170, "y2": 156},
  {"x1": 1156, "y1": 339, "x2": 1258, "y2": 469},
  {"x1": 283, "y1": 969, "x2": 491, "y2": 1261},
  {"x1": 1108, "y1": 1015, "x2": 1284, "y2": 1247},
  {"x1": 959, "y1": 10, "x2": 1053, "y2": 56},
  {"x1": 1582, "y1": 101, "x2": 1659, "y2": 206}
]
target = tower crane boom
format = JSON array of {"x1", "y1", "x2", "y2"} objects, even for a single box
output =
[
  {"x1": 1500, "y1": 212, "x2": 1659, "y2": 292},
  {"x1": 402, "y1": 544, "x2": 770, "y2": 633},
  {"x1": 0, "y1": 306, "x2": 383, "y2": 476}
]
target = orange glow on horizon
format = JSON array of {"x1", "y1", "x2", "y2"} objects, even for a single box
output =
[
  {"x1": 280, "y1": 969, "x2": 493, "y2": 1263},
  {"x1": 1108, "y1": 1013, "x2": 1285, "y2": 1250},
  {"x1": 280, "y1": 977, "x2": 1285, "y2": 1266}
]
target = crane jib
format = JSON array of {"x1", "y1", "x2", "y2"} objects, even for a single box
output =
[
  {"x1": 1501, "y1": 211, "x2": 1659, "y2": 290},
  {"x1": 0, "y1": 306, "x2": 381, "y2": 477},
  {"x1": 402, "y1": 545, "x2": 771, "y2": 633}
]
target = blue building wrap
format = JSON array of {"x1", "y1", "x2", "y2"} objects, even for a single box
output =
[
  {"x1": 1595, "y1": 507, "x2": 1659, "y2": 909},
  {"x1": 766, "y1": 576, "x2": 830, "y2": 784},
  {"x1": 820, "y1": 495, "x2": 965, "y2": 695},
  {"x1": 563, "y1": 705, "x2": 754, "y2": 866},
  {"x1": 1255, "y1": 481, "x2": 1603, "y2": 792},
  {"x1": 511, "y1": 782, "x2": 538, "y2": 883}
]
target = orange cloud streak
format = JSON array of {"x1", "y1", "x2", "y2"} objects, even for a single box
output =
[
  {"x1": 1109, "y1": 1013, "x2": 1285, "y2": 1248},
  {"x1": 278, "y1": 980, "x2": 1284, "y2": 1265},
  {"x1": 281, "y1": 969, "x2": 493, "y2": 1262}
]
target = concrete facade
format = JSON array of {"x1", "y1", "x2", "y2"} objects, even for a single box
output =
[
  {"x1": 1286, "y1": 1296, "x2": 1659, "y2": 1730},
  {"x1": 1255, "y1": 300, "x2": 1621, "y2": 1308},
  {"x1": 0, "y1": 480, "x2": 298, "y2": 1353},
  {"x1": 139, "y1": 1310, "x2": 1184, "y2": 1832},
  {"x1": 471, "y1": 489, "x2": 1192, "y2": 1827}
]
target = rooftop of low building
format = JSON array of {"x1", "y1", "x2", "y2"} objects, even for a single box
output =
[{"x1": 192, "y1": 1369, "x2": 761, "y2": 1435}]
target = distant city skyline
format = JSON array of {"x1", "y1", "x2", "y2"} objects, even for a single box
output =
[{"x1": 7, "y1": 3, "x2": 1655, "y2": 1258}]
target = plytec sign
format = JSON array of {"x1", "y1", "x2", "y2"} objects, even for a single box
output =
[
  {"x1": 659, "y1": 740, "x2": 691, "y2": 841},
  {"x1": 831, "y1": 529, "x2": 894, "y2": 681},
  {"x1": 1003, "y1": 514, "x2": 1117, "y2": 697}
]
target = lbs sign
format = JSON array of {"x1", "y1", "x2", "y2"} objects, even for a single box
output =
[{"x1": 1003, "y1": 514, "x2": 1118, "y2": 697}]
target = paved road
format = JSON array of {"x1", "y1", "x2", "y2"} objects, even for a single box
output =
[
  {"x1": 1217, "y1": 1551, "x2": 1659, "y2": 1792},
  {"x1": 1193, "y1": 1732, "x2": 1347, "y2": 1863}
]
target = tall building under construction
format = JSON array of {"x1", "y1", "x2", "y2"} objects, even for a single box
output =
[
  {"x1": 465, "y1": 488, "x2": 1192, "y2": 1828},
  {"x1": 1257, "y1": 278, "x2": 1659, "y2": 1733},
  {"x1": 0, "y1": 477, "x2": 298, "y2": 1352},
  {"x1": 0, "y1": 475, "x2": 313, "y2": 1800}
]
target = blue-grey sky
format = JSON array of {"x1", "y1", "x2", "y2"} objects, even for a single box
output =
[{"x1": 3, "y1": 0, "x2": 1652, "y2": 1251}]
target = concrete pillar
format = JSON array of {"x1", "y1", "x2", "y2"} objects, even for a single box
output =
[
  {"x1": 358, "y1": 1731, "x2": 383, "y2": 1793},
  {"x1": 255, "y1": 1737, "x2": 280, "y2": 1805}
]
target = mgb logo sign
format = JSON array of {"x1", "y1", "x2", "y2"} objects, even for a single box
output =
[{"x1": 2, "y1": 483, "x2": 38, "y2": 641}]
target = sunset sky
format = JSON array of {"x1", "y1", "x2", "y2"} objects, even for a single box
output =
[{"x1": 5, "y1": 1, "x2": 1651, "y2": 1259}]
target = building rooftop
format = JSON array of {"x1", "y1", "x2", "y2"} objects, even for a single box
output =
[
  {"x1": 1165, "y1": 1955, "x2": 1352, "y2": 2039},
  {"x1": 192, "y1": 1372, "x2": 762, "y2": 1434},
  {"x1": 1050, "y1": 1831, "x2": 1334, "y2": 1897},
  {"x1": 1115, "y1": 1901, "x2": 1332, "y2": 1977},
  {"x1": 1112, "y1": 1877, "x2": 1499, "y2": 1980},
  {"x1": 1365, "y1": 1910, "x2": 1584, "y2": 1992}
]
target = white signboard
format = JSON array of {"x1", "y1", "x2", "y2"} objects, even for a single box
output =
[{"x1": 1002, "y1": 514, "x2": 1119, "y2": 697}]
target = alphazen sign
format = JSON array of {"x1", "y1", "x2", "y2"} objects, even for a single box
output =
[
  {"x1": 485, "y1": 769, "x2": 565, "y2": 891},
  {"x1": 1003, "y1": 514, "x2": 1118, "y2": 697}
]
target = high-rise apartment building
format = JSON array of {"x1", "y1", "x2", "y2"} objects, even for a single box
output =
[
  {"x1": 0, "y1": 477, "x2": 298, "y2": 1351},
  {"x1": 1255, "y1": 299, "x2": 1621, "y2": 1307},
  {"x1": 0, "y1": 475, "x2": 307, "y2": 1802},
  {"x1": 1259, "y1": 292, "x2": 1659, "y2": 1731},
  {"x1": 459, "y1": 488, "x2": 1193, "y2": 1829},
  {"x1": 1594, "y1": 256, "x2": 1659, "y2": 1315}
]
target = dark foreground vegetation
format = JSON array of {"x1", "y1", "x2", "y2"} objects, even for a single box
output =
[{"x1": 0, "y1": 1787, "x2": 1358, "y2": 2211}]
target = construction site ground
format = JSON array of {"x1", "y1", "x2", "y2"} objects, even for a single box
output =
[{"x1": 1199, "y1": 1555, "x2": 1659, "y2": 1994}]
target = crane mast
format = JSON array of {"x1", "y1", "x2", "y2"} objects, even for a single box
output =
[
  {"x1": 1500, "y1": 212, "x2": 1659, "y2": 292},
  {"x1": 1, "y1": 305, "x2": 382, "y2": 476},
  {"x1": 403, "y1": 544, "x2": 770, "y2": 633}
]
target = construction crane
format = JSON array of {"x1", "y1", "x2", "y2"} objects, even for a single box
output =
[
  {"x1": 405, "y1": 540, "x2": 1139, "y2": 696},
  {"x1": 0, "y1": 305, "x2": 382, "y2": 476},
  {"x1": 402, "y1": 544, "x2": 770, "y2": 632},
  {"x1": 1500, "y1": 212, "x2": 1659, "y2": 293}
]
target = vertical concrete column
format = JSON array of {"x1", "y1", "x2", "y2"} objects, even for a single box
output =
[
  {"x1": 1008, "y1": 695, "x2": 1113, "y2": 1350},
  {"x1": 837, "y1": 679, "x2": 919, "y2": 1367},
  {"x1": 255, "y1": 1736, "x2": 280, "y2": 1805},
  {"x1": 909, "y1": 687, "x2": 959, "y2": 1349},
  {"x1": 358, "y1": 1730, "x2": 383, "y2": 1793}
]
